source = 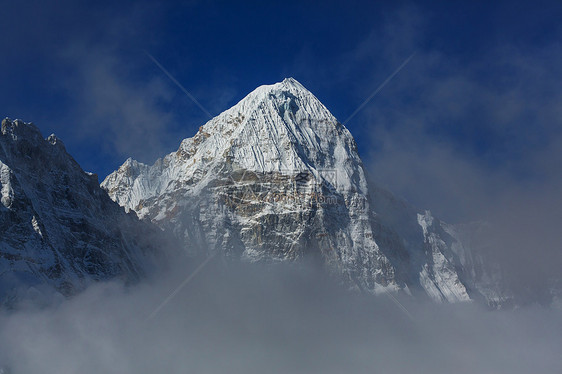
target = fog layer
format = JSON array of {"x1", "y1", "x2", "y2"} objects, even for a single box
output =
[{"x1": 1, "y1": 260, "x2": 560, "y2": 374}]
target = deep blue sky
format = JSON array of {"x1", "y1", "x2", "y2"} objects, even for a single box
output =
[{"x1": 1, "y1": 0, "x2": 561, "y2": 221}]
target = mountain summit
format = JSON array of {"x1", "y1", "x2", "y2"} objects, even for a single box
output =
[
  {"x1": 104, "y1": 77, "x2": 366, "y2": 207},
  {"x1": 103, "y1": 78, "x2": 398, "y2": 293},
  {"x1": 102, "y1": 79, "x2": 505, "y2": 304}
]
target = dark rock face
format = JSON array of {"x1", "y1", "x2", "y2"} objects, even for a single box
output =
[{"x1": 0, "y1": 118, "x2": 166, "y2": 300}]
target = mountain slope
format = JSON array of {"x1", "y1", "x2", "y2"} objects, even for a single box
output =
[
  {"x1": 102, "y1": 78, "x2": 486, "y2": 302},
  {"x1": 369, "y1": 185, "x2": 510, "y2": 305},
  {"x1": 0, "y1": 118, "x2": 166, "y2": 301}
]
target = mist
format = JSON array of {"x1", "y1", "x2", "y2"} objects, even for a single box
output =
[{"x1": 1, "y1": 259, "x2": 561, "y2": 374}]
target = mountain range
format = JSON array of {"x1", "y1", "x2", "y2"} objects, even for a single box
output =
[{"x1": 2, "y1": 79, "x2": 514, "y2": 306}]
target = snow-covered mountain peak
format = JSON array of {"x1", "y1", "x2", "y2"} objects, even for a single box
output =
[
  {"x1": 2, "y1": 119, "x2": 66, "y2": 154},
  {"x1": 195, "y1": 77, "x2": 358, "y2": 178},
  {"x1": 243, "y1": 76, "x2": 313, "y2": 100},
  {"x1": 46, "y1": 133, "x2": 64, "y2": 148},
  {"x1": 204, "y1": 77, "x2": 340, "y2": 140},
  {"x1": 281, "y1": 76, "x2": 304, "y2": 87},
  {"x1": 101, "y1": 79, "x2": 500, "y2": 302},
  {"x1": 102, "y1": 79, "x2": 392, "y2": 291},
  {"x1": 119, "y1": 157, "x2": 148, "y2": 175},
  {"x1": 103, "y1": 79, "x2": 364, "y2": 213},
  {"x1": 2, "y1": 118, "x2": 42, "y2": 143}
]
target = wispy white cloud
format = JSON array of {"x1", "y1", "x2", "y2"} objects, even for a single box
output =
[{"x1": 60, "y1": 42, "x2": 181, "y2": 165}]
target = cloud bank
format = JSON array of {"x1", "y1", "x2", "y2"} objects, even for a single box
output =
[{"x1": 1, "y1": 262, "x2": 561, "y2": 374}]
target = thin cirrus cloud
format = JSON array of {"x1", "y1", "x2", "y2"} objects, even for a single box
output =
[
  {"x1": 60, "y1": 43, "x2": 179, "y2": 165},
  {"x1": 1, "y1": 0, "x2": 215, "y2": 178}
]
